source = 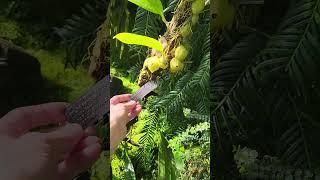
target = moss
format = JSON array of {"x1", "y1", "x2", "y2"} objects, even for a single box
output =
[
  {"x1": 111, "y1": 149, "x2": 126, "y2": 179},
  {"x1": 0, "y1": 17, "x2": 20, "y2": 40},
  {"x1": 111, "y1": 67, "x2": 139, "y2": 93},
  {"x1": 90, "y1": 151, "x2": 110, "y2": 180},
  {"x1": 27, "y1": 48, "x2": 94, "y2": 102}
]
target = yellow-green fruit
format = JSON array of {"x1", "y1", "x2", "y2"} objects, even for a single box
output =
[
  {"x1": 212, "y1": 0, "x2": 235, "y2": 30},
  {"x1": 147, "y1": 56, "x2": 161, "y2": 73},
  {"x1": 180, "y1": 24, "x2": 192, "y2": 38},
  {"x1": 170, "y1": 58, "x2": 184, "y2": 73},
  {"x1": 192, "y1": 0, "x2": 205, "y2": 15},
  {"x1": 144, "y1": 57, "x2": 151, "y2": 67},
  {"x1": 192, "y1": 15, "x2": 199, "y2": 25},
  {"x1": 159, "y1": 56, "x2": 169, "y2": 69},
  {"x1": 175, "y1": 45, "x2": 189, "y2": 61}
]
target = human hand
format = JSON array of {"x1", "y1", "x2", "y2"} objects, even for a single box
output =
[
  {"x1": 0, "y1": 103, "x2": 101, "y2": 180},
  {"x1": 110, "y1": 94, "x2": 142, "y2": 153}
]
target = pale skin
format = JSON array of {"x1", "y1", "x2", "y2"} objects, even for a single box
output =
[
  {"x1": 110, "y1": 94, "x2": 142, "y2": 154},
  {"x1": 0, "y1": 95, "x2": 141, "y2": 180}
]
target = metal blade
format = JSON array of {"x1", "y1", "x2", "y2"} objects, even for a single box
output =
[
  {"x1": 131, "y1": 81, "x2": 158, "y2": 101},
  {"x1": 126, "y1": 81, "x2": 157, "y2": 129},
  {"x1": 65, "y1": 75, "x2": 110, "y2": 128}
]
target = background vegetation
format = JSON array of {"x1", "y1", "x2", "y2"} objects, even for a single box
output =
[
  {"x1": 212, "y1": 0, "x2": 320, "y2": 178},
  {"x1": 1, "y1": 0, "x2": 211, "y2": 179},
  {"x1": 109, "y1": 0, "x2": 210, "y2": 179},
  {"x1": 0, "y1": 0, "x2": 109, "y2": 179}
]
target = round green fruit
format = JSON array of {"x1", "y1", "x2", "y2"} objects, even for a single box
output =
[
  {"x1": 180, "y1": 24, "x2": 192, "y2": 38},
  {"x1": 147, "y1": 56, "x2": 161, "y2": 73},
  {"x1": 144, "y1": 57, "x2": 151, "y2": 67},
  {"x1": 192, "y1": 15, "x2": 199, "y2": 25},
  {"x1": 170, "y1": 58, "x2": 184, "y2": 73},
  {"x1": 159, "y1": 56, "x2": 169, "y2": 69},
  {"x1": 192, "y1": 0, "x2": 205, "y2": 15},
  {"x1": 175, "y1": 45, "x2": 189, "y2": 61}
]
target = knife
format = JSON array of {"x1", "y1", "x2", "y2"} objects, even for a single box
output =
[
  {"x1": 126, "y1": 81, "x2": 158, "y2": 129},
  {"x1": 130, "y1": 81, "x2": 158, "y2": 102},
  {"x1": 65, "y1": 75, "x2": 110, "y2": 128},
  {"x1": 65, "y1": 76, "x2": 157, "y2": 129}
]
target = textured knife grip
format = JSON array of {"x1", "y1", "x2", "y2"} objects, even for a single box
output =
[{"x1": 65, "y1": 75, "x2": 110, "y2": 128}]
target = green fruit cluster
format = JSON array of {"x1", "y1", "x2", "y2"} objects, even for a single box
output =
[
  {"x1": 169, "y1": 45, "x2": 188, "y2": 73},
  {"x1": 191, "y1": 0, "x2": 205, "y2": 25},
  {"x1": 144, "y1": 0, "x2": 205, "y2": 75},
  {"x1": 144, "y1": 56, "x2": 169, "y2": 73}
]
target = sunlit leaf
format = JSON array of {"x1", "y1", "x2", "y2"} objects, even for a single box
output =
[
  {"x1": 128, "y1": 0, "x2": 164, "y2": 20},
  {"x1": 114, "y1": 33, "x2": 163, "y2": 53}
]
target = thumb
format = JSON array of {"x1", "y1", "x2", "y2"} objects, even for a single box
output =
[{"x1": 45, "y1": 123, "x2": 84, "y2": 162}]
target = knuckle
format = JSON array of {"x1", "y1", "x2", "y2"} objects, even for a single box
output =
[{"x1": 69, "y1": 123, "x2": 83, "y2": 135}]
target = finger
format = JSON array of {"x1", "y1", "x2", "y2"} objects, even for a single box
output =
[
  {"x1": 58, "y1": 143, "x2": 101, "y2": 179},
  {"x1": 128, "y1": 105, "x2": 142, "y2": 121},
  {"x1": 62, "y1": 134, "x2": 99, "y2": 160},
  {"x1": 45, "y1": 123, "x2": 84, "y2": 161},
  {"x1": 136, "y1": 104, "x2": 142, "y2": 110},
  {"x1": 0, "y1": 102, "x2": 68, "y2": 137},
  {"x1": 122, "y1": 100, "x2": 137, "y2": 110},
  {"x1": 110, "y1": 94, "x2": 131, "y2": 105},
  {"x1": 73, "y1": 136, "x2": 100, "y2": 152},
  {"x1": 84, "y1": 127, "x2": 97, "y2": 136}
]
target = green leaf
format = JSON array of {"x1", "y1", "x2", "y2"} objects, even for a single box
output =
[
  {"x1": 158, "y1": 133, "x2": 176, "y2": 180},
  {"x1": 114, "y1": 33, "x2": 163, "y2": 53},
  {"x1": 128, "y1": 0, "x2": 164, "y2": 20},
  {"x1": 123, "y1": 146, "x2": 136, "y2": 180}
]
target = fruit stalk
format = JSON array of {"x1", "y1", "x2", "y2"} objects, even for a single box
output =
[{"x1": 137, "y1": 0, "x2": 205, "y2": 86}]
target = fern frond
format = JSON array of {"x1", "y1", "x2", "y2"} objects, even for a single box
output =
[
  {"x1": 130, "y1": 109, "x2": 160, "y2": 178},
  {"x1": 140, "y1": 111, "x2": 160, "y2": 146},
  {"x1": 255, "y1": 0, "x2": 320, "y2": 98},
  {"x1": 54, "y1": 0, "x2": 107, "y2": 68},
  {"x1": 128, "y1": 8, "x2": 161, "y2": 65},
  {"x1": 278, "y1": 123, "x2": 310, "y2": 168},
  {"x1": 155, "y1": 52, "x2": 210, "y2": 117},
  {"x1": 154, "y1": 26, "x2": 210, "y2": 116},
  {"x1": 185, "y1": 110, "x2": 210, "y2": 122},
  {"x1": 164, "y1": 0, "x2": 179, "y2": 14},
  {"x1": 212, "y1": 33, "x2": 267, "y2": 92},
  {"x1": 244, "y1": 160, "x2": 317, "y2": 179}
]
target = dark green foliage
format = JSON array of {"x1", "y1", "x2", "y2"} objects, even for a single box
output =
[
  {"x1": 126, "y1": 5, "x2": 210, "y2": 180},
  {"x1": 212, "y1": 0, "x2": 320, "y2": 178},
  {"x1": 110, "y1": 0, "x2": 210, "y2": 178},
  {"x1": 127, "y1": 7, "x2": 162, "y2": 79},
  {"x1": 109, "y1": 0, "x2": 137, "y2": 73},
  {"x1": 54, "y1": 0, "x2": 107, "y2": 68},
  {"x1": 158, "y1": 133, "x2": 176, "y2": 179},
  {"x1": 169, "y1": 122, "x2": 210, "y2": 179}
]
